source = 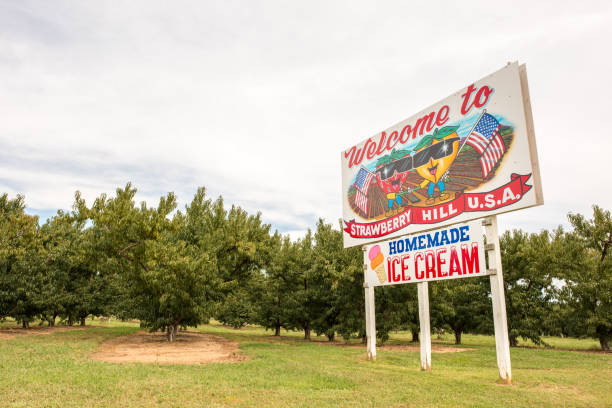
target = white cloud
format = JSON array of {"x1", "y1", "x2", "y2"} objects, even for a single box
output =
[{"x1": 1, "y1": 0, "x2": 611, "y2": 235}]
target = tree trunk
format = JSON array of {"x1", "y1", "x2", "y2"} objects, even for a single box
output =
[
  {"x1": 167, "y1": 325, "x2": 177, "y2": 342},
  {"x1": 411, "y1": 328, "x2": 419, "y2": 343},
  {"x1": 509, "y1": 335, "x2": 518, "y2": 347},
  {"x1": 80, "y1": 317, "x2": 86, "y2": 326},
  {"x1": 22, "y1": 320, "x2": 29, "y2": 329},
  {"x1": 274, "y1": 323, "x2": 281, "y2": 336},
  {"x1": 68, "y1": 316, "x2": 74, "y2": 326},
  {"x1": 52, "y1": 313, "x2": 57, "y2": 326},
  {"x1": 304, "y1": 324, "x2": 311, "y2": 340},
  {"x1": 600, "y1": 336, "x2": 610, "y2": 351},
  {"x1": 454, "y1": 330, "x2": 462, "y2": 345},
  {"x1": 327, "y1": 332, "x2": 335, "y2": 342}
]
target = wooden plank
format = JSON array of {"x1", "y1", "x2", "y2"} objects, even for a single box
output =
[
  {"x1": 417, "y1": 281, "x2": 432, "y2": 371},
  {"x1": 484, "y1": 215, "x2": 512, "y2": 384},
  {"x1": 519, "y1": 64, "x2": 544, "y2": 205},
  {"x1": 447, "y1": 177, "x2": 482, "y2": 186}
]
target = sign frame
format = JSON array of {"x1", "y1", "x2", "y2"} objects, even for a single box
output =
[
  {"x1": 341, "y1": 62, "x2": 543, "y2": 249},
  {"x1": 363, "y1": 220, "x2": 488, "y2": 287}
]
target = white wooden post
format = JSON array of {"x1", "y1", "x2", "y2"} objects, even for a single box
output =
[
  {"x1": 417, "y1": 281, "x2": 432, "y2": 371},
  {"x1": 363, "y1": 247, "x2": 376, "y2": 360},
  {"x1": 483, "y1": 215, "x2": 512, "y2": 384},
  {"x1": 364, "y1": 284, "x2": 376, "y2": 360}
]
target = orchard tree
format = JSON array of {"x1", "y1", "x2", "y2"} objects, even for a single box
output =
[
  {"x1": 177, "y1": 189, "x2": 272, "y2": 319},
  {"x1": 254, "y1": 233, "x2": 298, "y2": 336},
  {"x1": 431, "y1": 277, "x2": 491, "y2": 344},
  {"x1": 0, "y1": 194, "x2": 43, "y2": 327},
  {"x1": 309, "y1": 219, "x2": 364, "y2": 342},
  {"x1": 561, "y1": 206, "x2": 612, "y2": 350},
  {"x1": 284, "y1": 231, "x2": 317, "y2": 339},
  {"x1": 76, "y1": 184, "x2": 219, "y2": 341},
  {"x1": 500, "y1": 229, "x2": 557, "y2": 346},
  {"x1": 385, "y1": 284, "x2": 421, "y2": 343},
  {"x1": 39, "y1": 211, "x2": 111, "y2": 326}
]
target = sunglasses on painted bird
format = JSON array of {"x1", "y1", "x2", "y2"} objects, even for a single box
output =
[
  {"x1": 411, "y1": 137, "x2": 460, "y2": 168},
  {"x1": 375, "y1": 155, "x2": 413, "y2": 179}
]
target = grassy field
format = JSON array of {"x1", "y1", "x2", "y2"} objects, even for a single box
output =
[{"x1": 0, "y1": 319, "x2": 610, "y2": 407}]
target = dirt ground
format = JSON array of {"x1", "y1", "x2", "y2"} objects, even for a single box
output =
[
  {"x1": 0, "y1": 325, "x2": 88, "y2": 340},
  {"x1": 91, "y1": 330, "x2": 246, "y2": 365}
]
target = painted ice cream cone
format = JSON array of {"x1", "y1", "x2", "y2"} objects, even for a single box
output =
[
  {"x1": 368, "y1": 245, "x2": 386, "y2": 284},
  {"x1": 374, "y1": 263, "x2": 386, "y2": 283}
]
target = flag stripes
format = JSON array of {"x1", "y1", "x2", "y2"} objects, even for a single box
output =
[
  {"x1": 464, "y1": 112, "x2": 506, "y2": 179},
  {"x1": 354, "y1": 167, "x2": 374, "y2": 213},
  {"x1": 479, "y1": 133, "x2": 506, "y2": 178}
]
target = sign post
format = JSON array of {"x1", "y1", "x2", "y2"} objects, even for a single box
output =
[
  {"x1": 363, "y1": 247, "x2": 376, "y2": 360},
  {"x1": 484, "y1": 215, "x2": 512, "y2": 383},
  {"x1": 417, "y1": 281, "x2": 431, "y2": 371}
]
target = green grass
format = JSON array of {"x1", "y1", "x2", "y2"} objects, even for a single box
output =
[{"x1": 0, "y1": 320, "x2": 610, "y2": 407}]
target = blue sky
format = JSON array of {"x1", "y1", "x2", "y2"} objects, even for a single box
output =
[{"x1": 1, "y1": 1, "x2": 611, "y2": 237}]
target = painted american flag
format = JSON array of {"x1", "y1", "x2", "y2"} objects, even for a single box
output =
[
  {"x1": 465, "y1": 112, "x2": 506, "y2": 179},
  {"x1": 354, "y1": 167, "x2": 374, "y2": 213}
]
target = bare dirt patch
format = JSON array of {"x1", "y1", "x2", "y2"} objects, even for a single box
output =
[
  {"x1": 91, "y1": 330, "x2": 245, "y2": 365},
  {"x1": 0, "y1": 326, "x2": 88, "y2": 340}
]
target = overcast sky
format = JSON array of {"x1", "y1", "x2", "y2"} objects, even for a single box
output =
[{"x1": 1, "y1": 1, "x2": 611, "y2": 237}]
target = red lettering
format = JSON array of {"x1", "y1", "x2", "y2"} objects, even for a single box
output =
[
  {"x1": 375, "y1": 132, "x2": 388, "y2": 155},
  {"x1": 461, "y1": 84, "x2": 477, "y2": 114},
  {"x1": 425, "y1": 250, "x2": 436, "y2": 279},
  {"x1": 411, "y1": 112, "x2": 436, "y2": 139},
  {"x1": 344, "y1": 104, "x2": 457, "y2": 169},
  {"x1": 387, "y1": 257, "x2": 392, "y2": 282},
  {"x1": 399, "y1": 124, "x2": 412, "y2": 144},
  {"x1": 474, "y1": 86, "x2": 493, "y2": 108},
  {"x1": 415, "y1": 252, "x2": 424, "y2": 280},
  {"x1": 436, "y1": 248, "x2": 448, "y2": 277},
  {"x1": 436, "y1": 105, "x2": 450, "y2": 126},
  {"x1": 448, "y1": 246, "x2": 461, "y2": 276},
  {"x1": 392, "y1": 256, "x2": 401, "y2": 282},
  {"x1": 386, "y1": 130, "x2": 399, "y2": 151},
  {"x1": 344, "y1": 140, "x2": 369, "y2": 168},
  {"x1": 401, "y1": 255, "x2": 410, "y2": 281},
  {"x1": 461, "y1": 243, "x2": 480, "y2": 274},
  {"x1": 461, "y1": 84, "x2": 494, "y2": 115},
  {"x1": 366, "y1": 138, "x2": 378, "y2": 160}
]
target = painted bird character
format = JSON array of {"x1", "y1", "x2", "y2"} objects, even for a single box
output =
[
  {"x1": 374, "y1": 149, "x2": 412, "y2": 213},
  {"x1": 411, "y1": 126, "x2": 460, "y2": 205}
]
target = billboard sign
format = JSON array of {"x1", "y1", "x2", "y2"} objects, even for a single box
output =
[
  {"x1": 341, "y1": 63, "x2": 543, "y2": 247},
  {"x1": 363, "y1": 220, "x2": 487, "y2": 287}
]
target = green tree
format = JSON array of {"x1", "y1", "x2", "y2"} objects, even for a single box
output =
[
  {"x1": 253, "y1": 233, "x2": 298, "y2": 336},
  {"x1": 39, "y1": 211, "x2": 111, "y2": 326},
  {"x1": 561, "y1": 206, "x2": 612, "y2": 350},
  {"x1": 0, "y1": 194, "x2": 43, "y2": 327},
  {"x1": 76, "y1": 184, "x2": 219, "y2": 341},
  {"x1": 500, "y1": 229, "x2": 557, "y2": 346},
  {"x1": 284, "y1": 231, "x2": 317, "y2": 339},
  {"x1": 309, "y1": 219, "x2": 363, "y2": 342},
  {"x1": 431, "y1": 278, "x2": 491, "y2": 344}
]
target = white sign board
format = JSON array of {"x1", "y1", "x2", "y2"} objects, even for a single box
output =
[
  {"x1": 341, "y1": 63, "x2": 542, "y2": 248},
  {"x1": 363, "y1": 220, "x2": 487, "y2": 287}
]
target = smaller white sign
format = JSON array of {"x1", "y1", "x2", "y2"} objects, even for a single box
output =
[{"x1": 364, "y1": 220, "x2": 487, "y2": 287}]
